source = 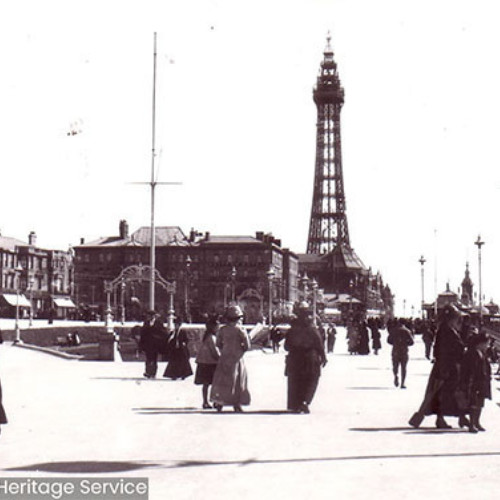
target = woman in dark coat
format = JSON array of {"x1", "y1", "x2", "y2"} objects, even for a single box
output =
[
  {"x1": 163, "y1": 319, "x2": 193, "y2": 380},
  {"x1": 285, "y1": 302, "x2": 327, "y2": 414},
  {"x1": 409, "y1": 303, "x2": 466, "y2": 429},
  {"x1": 357, "y1": 320, "x2": 370, "y2": 355},
  {"x1": 369, "y1": 319, "x2": 382, "y2": 355}
]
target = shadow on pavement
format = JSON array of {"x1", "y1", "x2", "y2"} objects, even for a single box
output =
[
  {"x1": 133, "y1": 407, "x2": 293, "y2": 415},
  {"x1": 405, "y1": 429, "x2": 468, "y2": 435},
  {"x1": 92, "y1": 377, "x2": 178, "y2": 382},
  {"x1": 5, "y1": 461, "x2": 161, "y2": 473},
  {"x1": 351, "y1": 426, "x2": 467, "y2": 434},
  {"x1": 7, "y1": 450, "x2": 500, "y2": 473},
  {"x1": 350, "y1": 427, "x2": 415, "y2": 432}
]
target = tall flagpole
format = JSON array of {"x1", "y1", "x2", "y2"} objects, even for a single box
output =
[{"x1": 149, "y1": 32, "x2": 158, "y2": 311}]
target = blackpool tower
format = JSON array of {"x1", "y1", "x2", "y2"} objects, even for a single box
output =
[
  {"x1": 299, "y1": 35, "x2": 392, "y2": 317},
  {"x1": 307, "y1": 33, "x2": 349, "y2": 254}
]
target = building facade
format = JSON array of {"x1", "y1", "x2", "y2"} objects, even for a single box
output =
[
  {"x1": 73, "y1": 221, "x2": 299, "y2": 323},
  {"x1": 0, "y1": 231, "x2": 74, "y2": 319}
]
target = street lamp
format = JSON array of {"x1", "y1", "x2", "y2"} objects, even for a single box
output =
[
  {"x1": 230, "y1": 265, "x2": 237, "y2": 304},
  {"x1": 185, "y1": 255, "x2": 192, "y2": 323},
  {"x1": 14, "y1": 264, "x2": 23, "y2": 343},
  {"x1": 28, "y1": 275, "x2": 35, "y2": 327},
  {"x1": 120, "y1": 277, "x2": 126, "y2": 325},
  {"x1": 348, "y1": 278, "x2": 354, "y2": 320},
  {"x1": 475, "y1": 235, "x2": 485, "y2": 325},
  {"x1": 403, "y1": 299, "x2": 406, "y2": 318},
  {"x1": 311, "y1": 278, "x2": 318, "y2": 326},
  {"x1": 419, "y1": 255, "x2": 426, "y2": 319},
  {"x1": 266, "y1": 265, "x2": 275, "y2": 325}
]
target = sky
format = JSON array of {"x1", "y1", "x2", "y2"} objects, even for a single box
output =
[{"x1": 0, "y1": 0, "x2": 499, "y2": 316}]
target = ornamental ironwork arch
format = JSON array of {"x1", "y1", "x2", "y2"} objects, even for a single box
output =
[{"x1": 104, "y1": 264, "x2": 176, "y2": 295}]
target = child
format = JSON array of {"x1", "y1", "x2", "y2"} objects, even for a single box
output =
[
  {"x1": 461, "y1": 332, "x2": 492, "y2": 433},
  {"x1": 194, "y1": 316, "x2": 220, "y2": 409}
]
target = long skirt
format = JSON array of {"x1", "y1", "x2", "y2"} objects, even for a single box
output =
[
  {"x1": 210, "y1": 357, "x2": 250, "y2": 406},
  {"x1": 163, "y1": 346, "x2": 193, "y2": 379},
  {"x1": 423, "y1": 362, "x2": 461, "y2": 417},
  {"x1": 0, "y1": 379, "x2": 7, "y2": 424},
  {"x1": 286, "y1": 351, "x2": 321, "y2": 410},
  {"x1": 194, "y1": 363, "x2": 217, "y2": 385}
]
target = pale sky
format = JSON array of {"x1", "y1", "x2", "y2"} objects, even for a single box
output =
[{"x1": 1, "y1": 0, "x2": 499, "y2": 315}]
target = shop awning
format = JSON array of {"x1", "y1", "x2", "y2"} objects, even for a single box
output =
[
  {"x1": 2, "y1": 293, "x2": 32, "y2": 307},
  {"x1": 53, "y1": 297, "x2": 76, "y2": 308}
]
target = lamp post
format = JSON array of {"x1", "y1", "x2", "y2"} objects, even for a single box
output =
[
  {"x1": 419, "y1": 255, "x2": 426, "y2": 319},
  {"x1": 403, "y1": 299, "x2": 406, "y2": 318},
  {"x1": 166, "y1": 281, "x2": 177, "y2": 331},
  {"x1": 311, "y1": 278, "x2": 318, "y2": 326},
  {"x1": 230, "y1": 265, "x2": 237, "y2": 304},
  {"x1": 28, "y1": 275, "x2": 35, "y2": 327},
  {"x1": 185, "y1": 255, "x2": 192, "y2": 323},
  {"x1": 348, "y1": 278, "x2": 354, "y2": 321},
  {"x1": 266, "y1": 265, "x2": 275, "y2": 325},
  {"x1": 475, "y1": 235, "x2": 485, "y2": 325},
  {"x1": 13, "y1": 264, "x2": 23, "y2": 343},
  {"x1": 120, "y1": 277, "x2": 126, "y2": 325}
]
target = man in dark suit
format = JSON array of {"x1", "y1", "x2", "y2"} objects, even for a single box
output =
[
  {"x1": 388, "y1": 318, "x2": 414, "y2": 389},
  {"x1": 139, "y1": 310, "x2": 167, "y2": 378}
]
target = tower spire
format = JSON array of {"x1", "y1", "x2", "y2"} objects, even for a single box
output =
[{"x1": 307, "y1": 33, "x2": 349, "y2": 254}]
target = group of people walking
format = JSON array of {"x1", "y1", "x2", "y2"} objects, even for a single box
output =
[
  {"x1": 409, "y1": 303, "x2": 492, "y2": 433},
  {"x1": 138, "y1": 301, "x2": 329, "y2": 414},
  {"x1": 137, "y1": 301, "x2": 495, "y2": 428},
  {"x1": 195, "y1": 301, "x2": 328, "y2": 414},
  {"x1": 347, "y1": 317, "x2": 382, "y2": 355}
]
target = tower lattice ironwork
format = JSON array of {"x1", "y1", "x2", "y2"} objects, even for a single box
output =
[{"x1": 307, "y1": 35, "x2": 350, "y2": 254}]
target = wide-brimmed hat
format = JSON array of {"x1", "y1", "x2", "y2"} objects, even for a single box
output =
[{"x1": 225, "y1": 304, "x2": 244, "y2": 321}]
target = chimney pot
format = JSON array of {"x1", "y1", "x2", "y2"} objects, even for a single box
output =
[{"x1": 28, "y1": 231, "x2": 37, "y2": 246}]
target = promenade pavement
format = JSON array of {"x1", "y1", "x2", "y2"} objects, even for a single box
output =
[{"x1": 1, "y1": 329, "x2": 500, "y2": 499}]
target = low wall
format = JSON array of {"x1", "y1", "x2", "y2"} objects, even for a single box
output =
[
  {"x1": 1, "y1": 326, "x2": 108, "y2": 347},
  {"x1": 1, "y1": 323, "x2": 268, "y2": 360}
]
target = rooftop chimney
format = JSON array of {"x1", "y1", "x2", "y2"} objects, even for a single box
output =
[
  {"x1": 119, "y1": 219, "x2": 129, "y2": 239},
  {"x1": 28, "y1": 231, "x2": 37, "y2": 246},
  {"x1": 80, "y1": 237, "x2": 85, "y2": 245}
]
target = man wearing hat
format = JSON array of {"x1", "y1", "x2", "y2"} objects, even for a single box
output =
[{"x1": 139, "y1": 310, "x2": 168, "y2": 379}]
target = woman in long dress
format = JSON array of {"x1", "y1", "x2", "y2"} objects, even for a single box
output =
[
  {"x1": 285, "y1": 302, "x2": 327, "y2": 414},
  {"x1": 163, "y1": 319, "x2": 193, "y2": 380},
  {"x1": 409, "y1": 303, "x2": 466, "y2": 429},
  {"x1": 210, "y1": 305, "x2": 251, "y2": 412}
]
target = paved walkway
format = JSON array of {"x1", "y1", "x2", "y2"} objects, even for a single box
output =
[{"x1": 1, "y1": 331, "x2": 499, "y2": 499}]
